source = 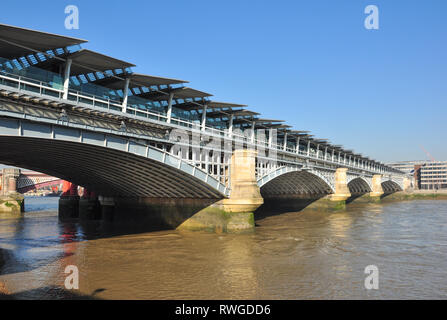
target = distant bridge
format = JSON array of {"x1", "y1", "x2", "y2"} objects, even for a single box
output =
[{"x1": 0, "y1": 169, "x2": 61, "y2": 194}]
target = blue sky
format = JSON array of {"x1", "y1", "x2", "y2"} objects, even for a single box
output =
[{"x1": 1, "y1": 0, "x2": 446, "y2": 163}]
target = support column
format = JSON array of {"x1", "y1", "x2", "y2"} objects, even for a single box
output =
[
  {"x1": 201, "y1": 103, "x2": 207, "y2": 131},
  {"x1": 58, "y1": 181, "x2": 79, "y2": 220},
  {"x1": 79, "y1": 189, "x2": 101, "y2": 220},
  {"x1": 0, "y1": 168, "x2": 23, "y2": 215},
  {"x1": 370, "y1": 174, "x2": 384, "y2": 198},
  {"x1": 62, "y1": 59, "x2": 72, "y2": 100},
  {"x1": 228, "y1": 114, "x2": 234, "y2": 137},
  {"x1": 268, "y1": 129, "x2": 273, "y2": 148},
  {"x1": 122, "y1": 77, "x2": 130, "y2": 113},
  {"x1": 177, "y1": 149, "x2": 264, "y2": 233},
  {"x1": 221, "y1": 149, "x2": 264, "y2": 213},
  {"x1": 99, "y1": 196, "x2": 115, "y2": 221},
  {"x1": 330, "y1": 168, "x2": 352, "y2": 201},
  {"x1": 166, "y1": 92, "x2": 174, "y2": 123},
  {"x1": 250, "y1": 121, "x2": 256, "y2": 143}
]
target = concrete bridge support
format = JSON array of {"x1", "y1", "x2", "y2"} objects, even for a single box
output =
[
  {"x1": 0, "y1": 168, "x2": 24, "y2": 215},
  {"x1": 178, "y1": 149, "x2": 264, "y2": 233},
  {"x1": 99, "y1": 196, "x2": 115, "y2": 221},
  {"x1": 369, "y1": 174, "x2": 384, "y2": 201},
  {"x1": 318, "y1": 167, "x2": 352, "y2": 210},
  {"x1": 219, "y1": 150, "x2": 264, "y2": 213},
  {"x1": 330, "y1": 168, "x2": 352, "y2": 201},
  {"x1": 79, "y1": 190, "x2": 101, "y2": 220},
  {"x1": 58, "y1": 181, "x2": 79, "y2": 220}
]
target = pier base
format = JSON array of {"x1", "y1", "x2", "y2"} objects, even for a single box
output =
[
  {"x1": 79, "y1": 198, "x2": 101, "y2": 220},
  {"x1": 348, "y1": 193, "x2": 382, "y2": 204},
  {"x1": 0, "y1": 194, "x2": 24, "y2": 216},
  {"x1": 97, "y1": 197, "x2": 256, "y2": 233},
  {"x1": 99, "y1": 197, "x2": 115, "y2": 221},
  {"x1": 177, "y1": 207, "x2": 255, "y2": 233},
  {"x1": 58, "y1": 196, "x2": 80, "y2": 220},
  {"x1": 329, "y1": 168, "x2": 351, "y2": 202},
  {"x1": 304, "y1": 196, "x2": 347, "y2": 211}
]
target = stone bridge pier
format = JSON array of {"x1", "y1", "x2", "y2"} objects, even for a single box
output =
[
  {"x1": 58, "y1": 181, "x2": 80, "y2": 220},
  {"x1": 0, "y1": 168, "x2": 24, "y2": 214},
  {"x1": 177, "y1": 149, "x2": 263, "y2": 232}
]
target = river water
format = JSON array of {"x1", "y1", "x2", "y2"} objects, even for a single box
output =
[{"x1": 0, "y1": 196, "x2": 446, "y2": 299}]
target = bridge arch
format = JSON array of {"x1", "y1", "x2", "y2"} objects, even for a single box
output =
[
  {"x1": 258, "y1": 167, "x2": 334, "y2": 199},
  {"x1": 381, "y1": 180, "x2": 403, "y2": 193},
  {"x1": 347, "y1": 177, "x2": 372, "y2": 194},
  {"x1": 0, "y1": 118, "x2": 228, "y2": 199}
]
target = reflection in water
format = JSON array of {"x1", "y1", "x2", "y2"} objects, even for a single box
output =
[
  {"x1": 219, "y1": 236, "x2": 259, "y2": 299},
  {"x1": 1, "y1": 197, "x2": 447, "y2": 299}
]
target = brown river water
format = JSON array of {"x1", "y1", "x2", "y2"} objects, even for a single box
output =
[{"x1": 0, "y1": 196, "x2": 447, "y2": 299}]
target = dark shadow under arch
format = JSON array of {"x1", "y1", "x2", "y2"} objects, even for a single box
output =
[
  {"x1": 346, "y1": 177, "x2": 372, "y2": 204},
  {"x1": 0, "y1": 136, "x2": 224, "y2": 199},
  {"x1": 256, "y1": 170, "x2": 332, "y2": 218}
]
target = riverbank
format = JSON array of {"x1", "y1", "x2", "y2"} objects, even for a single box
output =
[{"x1": 383, "y1": 191, "x2": 447, "y2": 201}]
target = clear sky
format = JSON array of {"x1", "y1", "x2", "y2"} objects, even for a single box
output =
[{"x1": 1, "y1": 0, "x2": 446, "y2": 163}]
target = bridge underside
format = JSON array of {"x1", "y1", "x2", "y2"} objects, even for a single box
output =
[
  {"x1": 346, "y1": 178, "x2": 372, "y2": 202},
  {"x1": 256, "y1": 171, "x2": 333, "y2": 215},
  {"x1": 0, "y1": 136, "x2": 223, "y2": 199},
  {"x1": 382, "y1": 180, "x2": 402, "y2": 194},
  {"x1": 260, "y1": 171, "x2": 332, "y2": 199}
]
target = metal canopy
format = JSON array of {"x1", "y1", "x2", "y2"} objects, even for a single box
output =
[
  {"x1": 0, "y1": 23, "x2": 87, "y2": 59},
  {"x1": 173, "y1": 100, "x2": 246, "y2": 112},
  {"x1": 92, "y1": 73, "x2": 188, "y2": 90},
  {"x1": 29, "y1": 49, "x2": 135, "y2": 76},
  {"x1": 289, "y1": 130, "x2": 310, "y2": 135},
  {"x1": 232, "y1": 110, "x2": 259, "y2": 117},
  {"x1": 204, "y1": 109, "x2": 259, "y2": 121},
  {"x1": 257, "y1": 123, "x2": 291, "y2": 129},
  {"x1": 130, "y1": 73, "x2": 186, "y2": 87},
  {"x1": 68, "y1": 49, "x2": 135, "y2": 74},
  {"x1": 232, "y1": 118, "x2": 259, "y2": 125},
  {"x1": 136, "y1": 87, "x2": 212, "y2": 101},
  {"x1": 205, "y1": 109, "x2": 245, "y2": 119},
  {"x1": 206, "y1": 101, "x2": 246, "y2": 109},
  {"x1": 253, "y1": 118, "x2": 284, "y2": 123},
  {"x1": 169, "y1": 101, "x2": 202, "y2": 111}
]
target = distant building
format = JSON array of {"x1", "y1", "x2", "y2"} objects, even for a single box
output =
[{"x1": 388, "y1": 160, "x2": 447, "y2": 190}]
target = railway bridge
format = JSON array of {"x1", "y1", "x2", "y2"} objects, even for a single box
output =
[{"x1": 0, "y1": 24, "x2": 411, "y2": 231}]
